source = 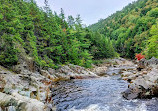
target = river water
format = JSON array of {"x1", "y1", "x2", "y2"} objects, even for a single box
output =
[{"x1": 52, "y1": 68, "x2": 158, "y2": 111}]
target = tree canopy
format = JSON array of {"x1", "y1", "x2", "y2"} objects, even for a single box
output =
[
  {"x1": 0, "y1": 0, "x2": 117, "y2": 68},
  {"x1": 88, "y1": 0, "x2": 158, "y2": 59}
]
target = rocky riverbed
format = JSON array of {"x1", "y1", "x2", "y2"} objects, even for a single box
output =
[
  {"x1": 122, "y1": 57, "x2": 158, "y2": 100},
  {"x1": 51, "y1": 58, "x2": 158, "y2": 111},
  {"x1": 0, "y1": 57, "x2": 158, "y2": 111},
  {"x1": 0, "y1": 60, "x2": 100, "y2": 111}
]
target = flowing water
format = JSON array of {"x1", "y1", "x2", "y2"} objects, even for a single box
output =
[{"x1": 52, "y1": 67, "x2": 158, "y2": 111}]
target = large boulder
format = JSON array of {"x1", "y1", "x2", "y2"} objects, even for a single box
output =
[
  {"x1": 122, "y1": 87, "x2": 141, "y2": 100},
  {"x1": 122, "y1": 59, "x2": 158, "y2": 99},
  {"x1": 137, "y1": 57, "x2": 158, "y2": 70},
  {"x1": 0, "y1": 92, "x2": 53, "y2": 111},
  {"x1": 90, "y1": 66, "x2": 107, "y2": 76},
  {"x1": 122, "y1": 83, "x2": 153, "y2": 99},
  {"x1": 54, "y1": 64, "x2": 98, "y2": 79}
]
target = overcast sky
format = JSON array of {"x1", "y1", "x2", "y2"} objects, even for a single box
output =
[{"x1": 36, "y1": 0, "x2": 137, "y2": 26}]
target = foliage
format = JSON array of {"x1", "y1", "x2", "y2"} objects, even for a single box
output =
[
  {"x1": 135, "y1": 53, "x2": 145, "y2": 61},
  {"x1": 149, "y1": 8, "x2": 158, "y2": 18},
  {"x1": 88, "y1": 0, "x2": 158, "y2": 59},
  {"x1": 0, "y1": 34, "x2": 18, "y2": 66},
  {"x1": 145, "y1": 22, "x2": 158, "y2": 58},
  {"x1": 0, "y1": 0, "x2": 117, "y2": 68}
]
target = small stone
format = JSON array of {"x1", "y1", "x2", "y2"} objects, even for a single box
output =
[
  {"x1": 48, "y1": 68, "x2": 55, "y2": 75},
  {"x1": 143, "y1": 71, "x2": 148, "y2": 74}
]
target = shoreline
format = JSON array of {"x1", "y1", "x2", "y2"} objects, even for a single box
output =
[
  {"x1": 122, "y1": 57, "x2": 158, "y2": 100},
  {"x1": 0, "y1": 61, "x2": 100, "y2": 111},
  {"x1": 0, "y1": 57, "x2": 158, "y2": 110}
]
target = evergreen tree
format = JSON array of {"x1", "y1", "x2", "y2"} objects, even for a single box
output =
[
  {"x1": 88, "y1": 0, "x2": 158, "y2": 59},
  {"x1": 0, "y1": 0, "x2": 117, "y2": 69},
  {"x1": 67, "y1": 15, "x2": 75, "y2": 28}
]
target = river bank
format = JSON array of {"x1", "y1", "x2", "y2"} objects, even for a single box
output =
[
  {"x1": 122, "y1": 57, "x2": 158, "y2": 100},
  {"x1": 0, "y1": 58, "x2": 109, "y2": 111},
  {"x1": 0, "y1": 57, "x2": 158, "y2": 111},
  {"x1": 51, "y1": 58, "x2": 158, "y2": 111}
]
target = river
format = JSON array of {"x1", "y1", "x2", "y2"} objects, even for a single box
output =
[{"x1": 51, "y1": 66, "x2": 158, "y2": 111}]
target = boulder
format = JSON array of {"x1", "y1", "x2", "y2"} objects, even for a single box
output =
[
  {"x1": 40, "y1": 70, "x2": 57, "y2": 80},
  {"x1": 48, "y1": 68, "x2": 56, "y2": 75},
  {"x1": 122, "y1": 88, "x2": 140, "y2": 100},
  {"x1": 54, "y1": 64, "x2": 98, "y2": 79},
  {"x1": 91, "y1": 66, "x2": 107, "y2": 76},
  {"x1": 147, "y1": 68, "x2": 158, "y2": 82},
  {"x1": 137, "y1": 57, "x2": 158, "y2": 70},
  {"x1": 122, "y1": 74, "x2": 139, "y2": 81},
  {"x1": 106, "y1": 67, "x2": 122, "y2": 75},
  {"x1": 122, "y1": 60, "x2": 158, "y2": 100},
  {"x1": 133, "y1": 78, "x2": 150, "y2": 89},
  {"x1": 0, "y1": 92, "x2": 50, "y2": 111},
  {"x1": 121, "y1": 71, "x2": 133, "y2": 77},
  {"x1": 57, "y1": 65, "x2": 73, "y2": 74},
  {"x1": 13, "y1": 62, "x2": 28, "y2": 74}
]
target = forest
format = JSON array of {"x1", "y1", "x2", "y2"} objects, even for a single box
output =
[
  {"x1": 0, "y1": 0, "x2": 157, "y2": 69},
  {"x1": 1, "y1": 1, "x2": 158, "y2": 110},
  {"x1": 89, "y1": 0, "x2": 158, "y2": 59},
  {"x1": 0, "y1": 0, "x2": 116, "y2": 69}
]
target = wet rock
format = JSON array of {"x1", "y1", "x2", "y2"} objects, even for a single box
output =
[
  {"x1": 152, "y1": 86, "x2": 158, "y2": 97},
  {"x1": 122, "y1": 88, "x2": 140, "y2": 100},
  {"x1": 121, "y1": 71, "x2": 133, "y2": 77},
  {"x1": 54, "y1": 64, "x2": 98, "y2": 79},
  {"x1": 147, "y1": 68, "x2": 158, "y2": 82},
  {"x1": 122, "y1": 83, "x2": 153, "y2": 99},
  {"x1": 106, "y1": 67, "x2": 121, "y2": 75},
  {"x1": 0, "y1": 65, "x2": 56, "y2": 110},
  {"x1": 91, "y1": 66, "x2": 107, "y2": 76},
  {"x1": 133, "y1": 78, "x2": 150, "y2": 89},
  {"x1": 0, "y1": 92, "x2": 48, "y2": 111},
  {"x1": 122, "y1": 58, "x2": 158, "y2": 99},
  {"x1": 112, "y1": 58, "x2": 134, "y2": 66},
  {"x1": 127, "y1": 74, "x2": 140, "y2": 80},
  {"x1": 148, "y1": 57, "x2": 158, "y2": 65},
  {"x1": 137, "y1": 57, "x2": 158, "y2": 70}
]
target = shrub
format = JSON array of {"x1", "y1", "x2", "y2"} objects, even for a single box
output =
[{"x1": 135, "y1": 53, "x2": 145, "y2": 61}]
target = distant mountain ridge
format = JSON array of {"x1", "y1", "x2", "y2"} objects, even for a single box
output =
[{"x1": 88, "y1": 0, "x2": 158, "y2": 59}]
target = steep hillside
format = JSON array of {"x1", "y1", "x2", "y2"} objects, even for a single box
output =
[
  {"x1": 0, "y1": 0, "x2": 117, "y2": 69},
  {"x1": 89, "y1": 0, "x2": 158, "y2": 59}
]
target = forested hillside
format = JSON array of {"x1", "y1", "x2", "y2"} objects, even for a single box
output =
[
  {"x1": 89, "y1": 0, "x2": 158, "y2": 59},
  {"x1": 0, "y1": 0, "x2": 117, "y2": 69}
]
